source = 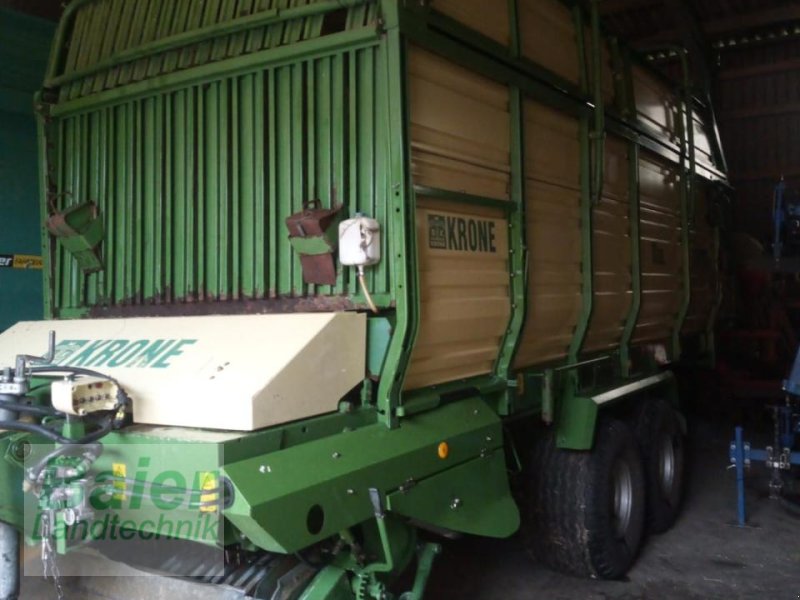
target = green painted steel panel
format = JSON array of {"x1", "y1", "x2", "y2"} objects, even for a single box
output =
[
  {"x1": 0, "y1": 10, "x2": 54, "y2": 332},
  {"x1": 41, "y1": 1, "x2": 392, "y2": 317}
]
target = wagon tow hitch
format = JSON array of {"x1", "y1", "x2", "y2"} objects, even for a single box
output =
[
  {"x1": 351, "y1": 489, "x2": 441, "y2": 600},
  {"x1": 27, "y1": 443, "x2": 104, "y2": 600}
]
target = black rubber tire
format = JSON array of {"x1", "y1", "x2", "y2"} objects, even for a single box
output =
[
  {"x1": 633, "y1": 398, "x2": 686, "y2": 534},
  {"x1": 523, "y1": 419, "x2": 646, "y2": 580}
]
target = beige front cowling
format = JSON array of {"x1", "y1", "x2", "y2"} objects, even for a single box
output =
[{"x1": 0, "y1": 313, "x2": 366, "y2": 431}]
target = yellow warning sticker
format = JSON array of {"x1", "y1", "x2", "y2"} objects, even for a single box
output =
[
  {"x1": 112, "y1": 463, "x2": 127, "y2": 503},
  {"x1": 198, "y1": 471, "x2": 218, "y2": 513}
]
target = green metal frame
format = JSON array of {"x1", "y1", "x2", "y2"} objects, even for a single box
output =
[
  {"x1": 12, "y1": 4, "x2": 732, "y2": 598},
  {"x1": 620, "y1": 143, "x2": 642, "y2": 377}
]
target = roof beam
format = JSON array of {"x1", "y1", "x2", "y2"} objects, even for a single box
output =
[
  {"x1": 634, "y1": 6, "x2": 800, "y2": 46},
  {"x1": 600, "y1": 0, "x2": 662, "y2": 14},
  {"x1": 707, "y1": 6, "x2": 800, "y2": 37}
]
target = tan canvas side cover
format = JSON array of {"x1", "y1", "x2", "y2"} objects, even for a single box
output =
[
  {"x1": 405, "y1": 201, "x2": 511, "y2": 391},
  {"x1": 408, "y1": 46, "x2": 511, "y2": 201},
  {"x1": 514, "y1": 100, "x2": 583, "y2": 368},
  {"x1": 583, "y1": 136, "x2": 632, "y2": 353},
  {"x1": 430, "y1": 0, "x2": 510, "y2": 47},
  {"x1": 633, "y1": 66, "x2": 680, "y2": 146},
  {"x1": 682, "y1": 183, "x2": 717, "y2": 334},
  {"x1": 633, "y1": 151, "x2": 683, "y2": 345},
  {"x1": 0, "y1": 313, "x2": 366, "y2": 431},
  {"x1": 519, "y1": 0, "x2": 581, "y2": 86}
]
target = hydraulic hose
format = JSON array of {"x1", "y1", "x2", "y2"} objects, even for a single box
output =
[
  {"x1": 357, "y1": 265, "x2": 379, "y2": 314},
  {"x1": 25, "y1": 442, "x2": 103, "y2": 488},
  {"x1": 0, "y1": 399, "x2": 62, "y2": 418},
  {"x1": 0, "y1": 417, "x2": 113, "y2": 445}
]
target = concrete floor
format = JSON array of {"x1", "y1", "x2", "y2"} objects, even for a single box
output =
[
  {"x1": 20, "y1": 416, "x2": 800, "y2": 600},
  {"x1": 426, "y1": 416, "x2": 800, "y2": 600}
]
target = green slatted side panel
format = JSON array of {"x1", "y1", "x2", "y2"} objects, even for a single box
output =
[
  {"x1": 50, "y1": 44, "x2": 391, "y2": 315},
  {"x1": 55, "y1": 0, "x2": 377, "y2": 101}
]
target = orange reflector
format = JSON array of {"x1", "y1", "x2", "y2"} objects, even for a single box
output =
[{"x1": 437, "y1": 442, "x2": 449, "y2": 459}]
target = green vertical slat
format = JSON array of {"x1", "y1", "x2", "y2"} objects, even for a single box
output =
[
  {"x1": 243, "y1": 0, "x2": 264, "y2": 52},
  {"x1": 315, "y1": 56, "x2": 332, "y2": 296},
  {"x1": 83, "y1": 1, "x2": 109, "y2": 96},
  {"x1": 104, "y1": 105, "x2": 115, "y2": 305},
  {"x1": 230, "y1": 77, "x2": 241, "y2": 300},
  {"x1": 66, "y1": 8, "x2": 90, "y2": 100},
  {"x1": 347, "y1": 50, "x2": 358, "y2": 295},
  {"x1": 134, "y1": 0, "x2": 161, "y2": 82},
  {"x1": 332, "y1": 52, "x2": 346, "y2": 295},
  {"x1": 267, "y1": 68, "x2": 278, "y2": 296},
  {"x1": 108, "y1": 0, "x2": 136, "y2": 89},
  {"x1": 85, "y1": 111, "x2": 101, "y2": 305},
  {"x1": 179, "y1": 0, "x2": 206, "y2": 69},
  {"x1": 63, "y1": 8, "x2": 87, "y2": 77},
  {"x1": 291, "y1": 62, "x2": 304, "y2": 295},
  {"x1": 154, "y1": 95, "x2": 165, "y2": 299},
  {"x1": 58, "y1": 119, "x2": 73, "y2": 309},
  {"x1": 172, "y1": 89, "x2": 187, "y2": 301},
  {"x1": 120, "y1": 0, "x2": 150, "y2": 85},
  {"x1": 96, "y1": 0, "x2": 123, "y2": 93},
  {"x1": 315, "y1": 57, "x2": 331, "y2": 208},
  {"x1": 142, "y1": 97, "x2": 156, "y2": 300},
  {"x1": 74, "y1": 5, "x2": 96, "y2": 99},
  {"x1": 229, "y1": 0, "x2": 253, "y2": 58},
  {"x1": 113, "y1": 104, "x2": 127, "y2": 303},
  {"x1": 253, "y1": 71, "x2": 266, "y2": 297},
  {"x1": 187, "y1": 87, "x2": 199, "y2": 299},
  {"x1": 283, "y1": 0, "x2": 305, "y2": 44},
  {"x1": 306, "y1": 59, "x2": 317, "y2": 203},
  {"x1": 213, "y1": 0, "x2": 238, "y2": 60},
  {"x1": 357, "y1": 48, "x2": 375, "y2": 297},
  {"x1": 239, "y1": 74, "x2": 255, "y2": 298},
  {"x1": 133, "y1": 100, "x2": 144, "y2": 302},
  {"x1": 218, "y1": 79, "x2": 231, "y2": 300},
  {"x1": 163, "y1": 0, "x2": 190, "y2": 74},
  {"x1": 70, "y1": 114, "x2": 84, "y2": 307},
  {"x1": 161, "y1": 93, "x2": 172, "y2": 301},
  {"x1": 196, "y1": 0, "x2": 222, "y2": 67},
  {"x1": 373, "y1": 43, "x2": 388, "y2": 296},
  {"x1": 276, "y1": 67, "x2": 291, "y2": 295},
  {"x1": 145, "y1": 1, "x2": 175, "y2": 78},
  {"x1": 196, "y1": 85, "x2": 207, "y2": 300}
]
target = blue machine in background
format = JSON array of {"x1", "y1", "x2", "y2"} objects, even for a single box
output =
[
  {"x1": 772, "y1": 179, "x2": 800, "y2": 261},
  {"x1": 730, "y1": 346, "x2": 800, "y2": 525}
]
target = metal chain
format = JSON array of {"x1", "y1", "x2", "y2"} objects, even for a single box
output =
[{"x1": 40, "y1": 514, "x2": 66, "y2": 600}]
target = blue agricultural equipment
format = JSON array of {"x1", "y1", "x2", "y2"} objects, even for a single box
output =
[{"x1": 730, "y1": 346, "x2": 800, "y2": 525}]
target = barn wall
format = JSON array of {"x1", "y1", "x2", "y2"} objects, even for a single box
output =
[{"x1": 717, "y1": 39, "x2": 800, "y2": 243}]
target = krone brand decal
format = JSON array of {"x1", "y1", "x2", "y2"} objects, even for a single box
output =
[
  {"x1": 50, "y1": 339, "x2": 198, "y2": 369},
  {"x1": 427, "y1": 214, "x2": 498, "y2": 253}
]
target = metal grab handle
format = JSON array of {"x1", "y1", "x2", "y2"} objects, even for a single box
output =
[{"x1": 14, "y1": 330, "x2": 56, "y2": 381}]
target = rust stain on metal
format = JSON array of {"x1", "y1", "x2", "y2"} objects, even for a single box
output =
[{"x1": 85, "y1": 295, "x2": 358, "y2": 319}]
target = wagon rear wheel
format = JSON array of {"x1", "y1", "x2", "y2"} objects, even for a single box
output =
[
  {"x1": 523, "y1": 419, "x2": 646, "y2": 579},
  {"x1": 634, "y1": 398, "x2": 686, "y2": 533}
]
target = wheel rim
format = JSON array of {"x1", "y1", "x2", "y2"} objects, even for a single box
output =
[
  {"x1": 657, "y1": 433, "x2": 676, "y2": 497},
  {"x1": 611, "y1": 458, "x2": 634, "y2": 540}
]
